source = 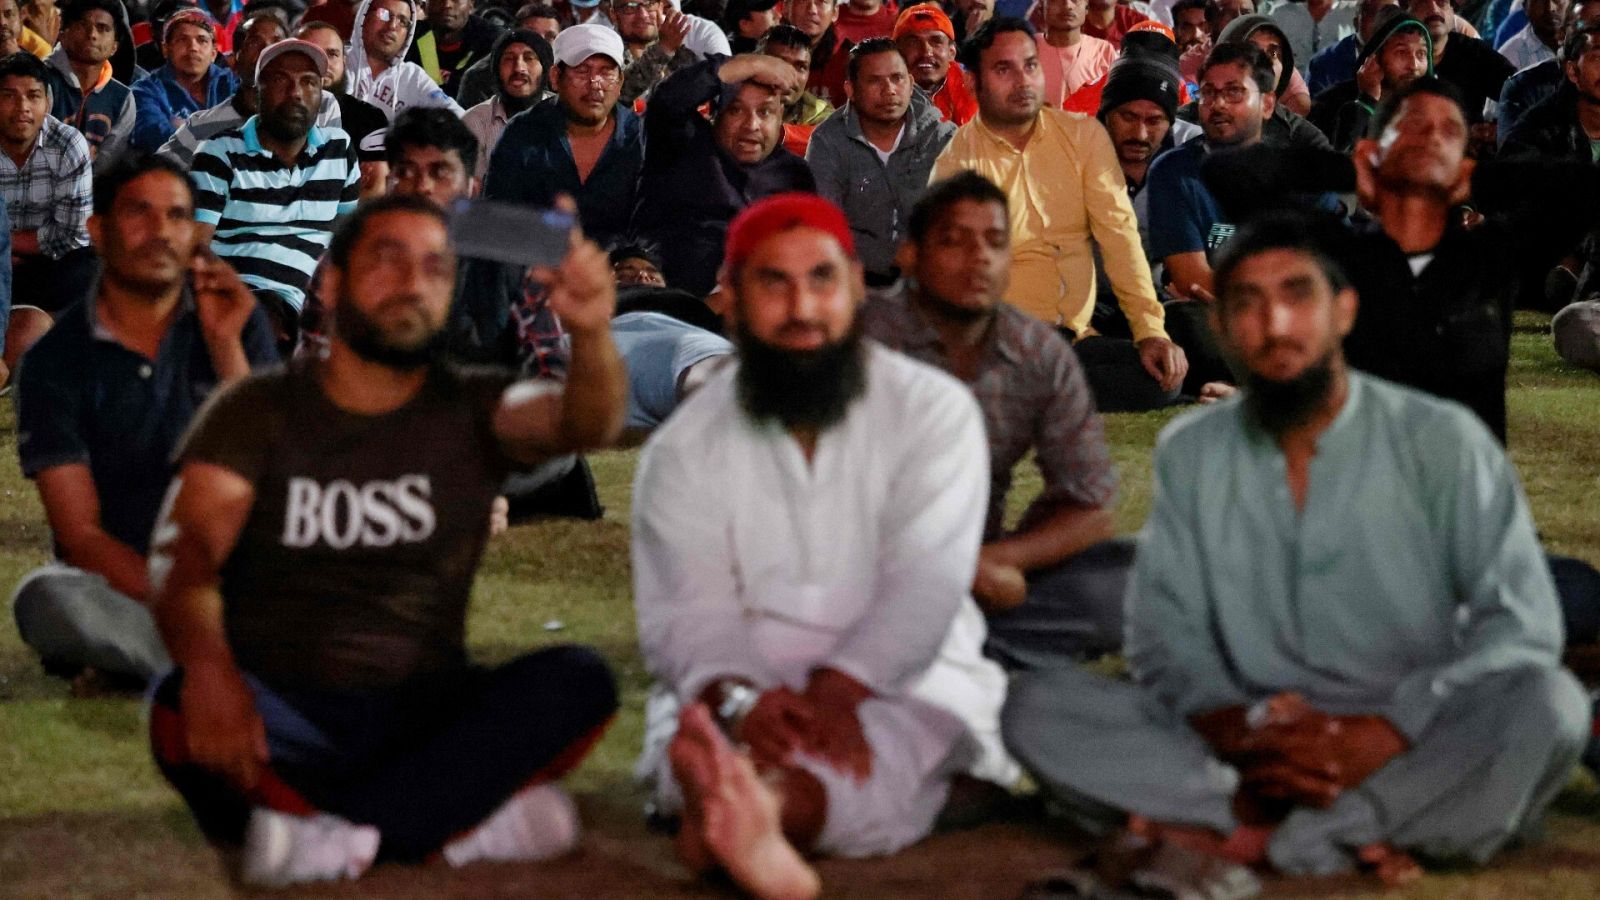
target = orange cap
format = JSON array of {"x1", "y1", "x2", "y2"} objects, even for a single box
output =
[
  {"x1": 1125, "y1": 19, "x2": 1175, "y2": 41},
  {"x1": 893, "y1": 3, "x2": 956, "y2": 41}
]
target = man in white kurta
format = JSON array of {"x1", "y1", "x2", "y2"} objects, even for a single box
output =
[{"x1": 631, "y1": 195, "x2": 1013, "y2": 868}]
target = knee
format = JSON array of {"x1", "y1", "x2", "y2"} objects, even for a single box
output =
[
  {"x1": 1552, "y1": 301, "x2": 1600, "y2": 372},
  {"x1": 523, "y1": 645, "x2": 620, "y2": 722},
  {"x1": 12, "y1": 572, "x2": 74, "y2": 639},
  {"x1": 1505, "y1": 666, "x2": 1592, "y2": 757}
]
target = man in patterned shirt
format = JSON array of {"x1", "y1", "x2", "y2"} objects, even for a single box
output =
[
  {"x1": 0, "y1": 51, "x2": 94, "y2": 312},
  {"x1": 862, "y1": 171, "x2": 1127, "y2": 669}
]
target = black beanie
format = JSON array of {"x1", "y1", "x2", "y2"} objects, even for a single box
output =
[{"x1": 1098, "y1": 57, "x2": 1181, "y2": 123}]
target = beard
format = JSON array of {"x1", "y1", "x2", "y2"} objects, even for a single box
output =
[
  {"x1": 1241, "y1": 348, "x2": 1338, "y2": 439},
  {"x1": 261, "y1": 103, "x2": 313, "y2": 142},
  {"x1": 734, "y1": 320, "x2": 867, "y2": 432},
  {"x1": 334, "y1": 290, "x2": 446, "y2": 370}
]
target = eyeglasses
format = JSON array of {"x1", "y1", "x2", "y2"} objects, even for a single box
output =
[
  {"x1": 612, "y1": 0, "x2": 662, "y2": 13},
  {"x1": 1198, "y1": 84, "x2": 1253, "y2": 104},
  {"x1": 565, "y1": 65, "x2": 621, "y2": 86},
  {"x1": 372, "y1": 7, "x2": 413, "y2": 29}
]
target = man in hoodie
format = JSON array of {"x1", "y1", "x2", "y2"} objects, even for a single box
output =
[
  {"x1": 44, "y1": 0, "x2": 136, "y2": 170},
  {"x1": 406, "y1": 0, "x2": 500, "y2": 98},
  {"x1": 483, "y1": 25, "x2": 643, "y2": 251},
  {"x1": 807, "y1": 37, "x2": 955, "y2": 283},
  {"x1": 632, "y1": 52, "x2": 816, "y2": 296},
  {"x1": 130, "y1": 9, "x2": 239, "y2": 151},
  {"x1": 463, "y1": 28, "x2": 552, "y2": 174},
  {"x1": 455, "y1": 3, "x2": 558, "y2": 107},
  {"x1": 1308, "y1": 0, "x2": 1396, "y2": 96},
  {"x1": 347, "y1": 0, "x2": 465, "y2": 120},
  {"x1": 1195, "y1": 13, "x2": 1328, "y2": 140},
  {"x1": 1403, "y1": 0, "x2": 1513, "y2": 126},
  {"x1": 1322, "y1": 11, "x2": 1431, "y2": 150}
]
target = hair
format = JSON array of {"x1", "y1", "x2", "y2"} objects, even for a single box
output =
[
  {"x1": 233, "y1": 10, "x2": 287, "y2": 48},
  {"x1": 758, "y1": 22, "x2": 812, "y2": 53},
  {"x1": 0, "y1": 51, "x2": 50, "y2": 90},
  {"x1": 1367, "y1": 74, "x2": 1466, "y2": 137},
  {"x1": 1211, "y1": 209, "x2": 1352, "y2": 305},
  {"x1": 60, "y1": 0, "x2": 123, "y2": 30},
  {"x1": 384, "y1": 106, "x2": 481, "y2": 177},
  {"x1": 1561, "y1": 21, "x2": 1600, "y2": 62},
  {"x1": 328, "y1": 195, "x2": 450, "y2": 271},
  {"x1": 908, "y1": 171, "x2": 1010, "y2": 244},
  {"x1": 92, "y1": 152, "x2": 194, "y2": 216},
  {"x1": 295, "y1": 19, "x2": 342, "y2": 40},
  {"x1": 957, "y1": 15, "x2": 1035, "y2": 72},
  {"x1": 515, "y1": 2, "x2": 567, "y2": 24},
  {"x1": 1198, "y1": 41, "x2": 1276, "y2": 96},
  {"x1": 847, "y1": 36, "x2": 900, "y2": 82},
  {"x1": 1172, "y1": 0, "x2": 1207, "y2": 16},
  {"x1": 609, "y1": 238, "x2": 664, "y2": 269}
]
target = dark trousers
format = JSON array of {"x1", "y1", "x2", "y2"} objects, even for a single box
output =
[
  {"x1": 1071, "y1": 336, "x2": 1183, "y2": 412},
  {"x1": 14, "y1": 247, "x2": 98, "y2": 314},
  {"x1": 1552, "y1": 553, "x2": 1600, "y2": 646},
  {"x1": 1162, "y1": 299, "x2": 1235, "y2": 395},
  {"x1": 984, "y1": 538, "x2": 1136, "y2": 669},
  {"x1": 150, "y1": 646, "x2": 618, "y2": 860}
]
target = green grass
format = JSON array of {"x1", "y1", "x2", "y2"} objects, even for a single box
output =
[{"x1": 2, "y1": 312, "x2": 1599, "y2": 897}]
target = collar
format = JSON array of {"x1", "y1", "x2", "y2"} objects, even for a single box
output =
[
  {"x1": 887, "y1": 283, "x2": 1024, "y2": 366},
  {"x1": 241, "y1": 115, "x2": 328, "y2": 155},
  {"x1": 972, "y1": 109, "x2": 1042, "y2": 153},
  {"x1": 88, "y1": 282, "x2": 197, "y2": 345}
]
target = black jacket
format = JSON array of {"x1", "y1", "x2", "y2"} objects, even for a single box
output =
[{"x1": 1501, "y1": 87, "x2": 1593, "y2": 162}]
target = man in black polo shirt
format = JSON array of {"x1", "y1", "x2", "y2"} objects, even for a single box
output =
[{"x1": 11, "y1": 153, "x2": 277, "y2": 691}]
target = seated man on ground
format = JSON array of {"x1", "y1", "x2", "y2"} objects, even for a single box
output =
[
  {"x1": 757, "y1": 24, "x2": 835, "y2": 157},
  {"x1": 147, "y1": 194, "x2": 627, "y2": 888},
  {"x1": 130, "y1": 9, "x2": 238, "y2": 152},
  {"x1": 11, "y1": 153, "x2": 276, "y2": 693},
  {"x1": 862, "y1": 172, "x2": 1128, "y2": 668},
  {"x1": 345, "y1": 0, "x2": 466, "y2": 120},
  {"x1": 1003, "y1": 210, "x2": 1590, "y2": 891},
  {"x1": 635, "y1": 194, "x2": 1017, "y2": 899}
]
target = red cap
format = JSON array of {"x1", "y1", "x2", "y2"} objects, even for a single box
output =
[
  {"x1": 724, "y1": 194, "x2": 856, "y2": 272},
  {"x1": 893, "y1": 3, "x2": 956, "y2": 41},
  {"x1": 1126, "y1": 19, "x2": 1175, "y2": 41}
]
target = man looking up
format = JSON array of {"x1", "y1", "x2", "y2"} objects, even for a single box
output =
[
  {"x1": 1003, "y1": 210, "x2": 1589, "y2": 890},
  {"x1": 1082, "y1": 0, "x2": 1150, "y2": 48},
  {"x1": 1308, "y1": 0, "x2": 1397, "y2": 95},
  {"x1": 0, "y1": 0, "x2": 25, "y2": 58},
  {"x1": 1037, "y1": 0, "x2": 1116, "y2": 109},
  {"x1": 783, "y1": 0, "x2": 849, "y2": 103},
  {"x1": 834, "y1": 0, "x2": 897, "y2": 43},
  {"x1": 295, "y1": 19, "x2": 392, "y2": 182},
  {"x1": 894, "y1": 3, "x2": 976, "y2": 124},
  {"x1": 156, "y1": 14, "x2": 293, "y2": 166},
  {"x1": 346, "y1": 0, "x2": 465, "y2": 120},
  {"x1": 631, "y1": 52, "x2": 815, "y2": 296},
  {"x1": 808, "y1": 38, "x2": 955, "y2": 282},
  {"x1": 636, "y1": 194, "x2": 1013, "y2": 899},
  {"x1": 462, "y1": 29, "x2": 552, "y2": 175},
  {"x1": 1500, "y1": 0, "x2": 1562, "y2": 69},
  {"x1": 863, "y1": 172, "x2": 1128, "y2": 667},
  {"x1": 0, "y1": 51, "x2": 96, "y2": 313},
  {"x1": 758, "y1": 24, "x2": 834, "y2": 155},
  {"x1": 407, "y1": 0, "x2": 498, "y2": 98},
  {"x1": 455, "y1": 2, "x2": 560, "y2": 107},
  {"x1": 1497, "y1": 0, "x2": 1600, "y2": 139},
  {"x1": 1402, "y1": 0, "x2": 1511, "y2": 127},
  {"x1": 484, "y1": 24, "x2": 644, "y2": 252},
  {"x1": 191, "y1": 40, "x2": 361, "y2": 345},
  {"x1": 147, "y1": 194, "x2": 626, "y2": 888},
  {"x1": 614, "y1": 0, "x2": 697, "y2": 103},
  {"x1": 1323, "y1": 12, "x2": 1431, "y2": 150},
  {"x1": 12, "y1": 154, "x2": 275, "y2": 693},
  {"x1": 130, "y1": 9, "x2": 238, "y2": 151},
  {"x1": 934, "y1": 17, "x2": 1188, "y2": 411},
  {"x1": 43, "y1": 0, "x2": 136, "y2": 168}
]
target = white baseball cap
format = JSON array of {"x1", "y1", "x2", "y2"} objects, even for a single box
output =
[
  {"x1": 255, "y1": 39, "x2": 330, "y2": 84},
  {"x1": 551, "y1": 23, "x2": 626, "y2": 68}
]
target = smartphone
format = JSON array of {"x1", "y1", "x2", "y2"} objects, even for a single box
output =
[{"x1": 448, "y1": 198, "x2": 577, "y2": 269}]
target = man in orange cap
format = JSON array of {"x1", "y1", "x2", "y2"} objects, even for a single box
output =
[{"x1": 894, "y1": 2, "x2": 977, "y2": 123}]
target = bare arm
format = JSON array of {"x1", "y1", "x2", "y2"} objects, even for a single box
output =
[
  {"x1": 36, "y1": 464, "x2": 152, "y2": 603},
  {"x1": 1163, "y1": 251, "x2": 1213, "y2": 302},
  {"x1": 148, "y1": 461, "x2": 267, "y2": 790}
]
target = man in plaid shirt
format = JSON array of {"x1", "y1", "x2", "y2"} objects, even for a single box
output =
[{"x1": 0, "y1": 52, "x2": 94, "y2": 313}]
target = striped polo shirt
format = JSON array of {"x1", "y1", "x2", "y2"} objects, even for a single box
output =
[{"x1": 191, "y1": 116, "x2": 361, "y2": 312}]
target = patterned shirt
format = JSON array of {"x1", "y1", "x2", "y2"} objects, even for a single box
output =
[
  {"x1": 861, "y1": 284, "x2": 1117, "y2": 539},
  {"x1": 0, "y1": 116, "x2": 92, "y2": 260},
  {"x1": 191, "y1": 117, "x2": 361, "y2": 312}
]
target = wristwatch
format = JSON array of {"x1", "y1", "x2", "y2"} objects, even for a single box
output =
[{"x1": 714, "y1": 682, "x2": 760, "y2": 739}]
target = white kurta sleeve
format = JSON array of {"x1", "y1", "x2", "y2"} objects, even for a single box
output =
[
  {"x1": 632, "y1": 435, "x2": 772, "y2": 703},
  {"x1": 1385, "y1": 408, "x2": 1565, "y2": 742},
  {"x1": 825, "y1": 378, "x2": 990, "y2": 697}
]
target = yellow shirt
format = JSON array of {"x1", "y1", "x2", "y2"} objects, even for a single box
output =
[
  {"x1": 931, "y1": 108, "x2": 1167, "y2": 343},
  {"x1": 19, "y1": 27, "x2": 50, "y2": 59}
]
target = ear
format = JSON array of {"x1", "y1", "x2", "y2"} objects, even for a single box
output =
[
  {"x1": 893, "y1": 239, "x2": 917, "y2": 275},
  {"x1": 1332, "y1": 285, "x2": 1358, "y2": 338},
  {"x1": 1259, "y1": 87, "x2": 1276, "y2": 120},
  {"x1": 843, "y1": 79, "x2": 854, "y2": 101},
  {"x1": 86, "y1": 212, "x2": 103, "y2": 253},
  {"x1": 708, "y1": 268, "x2": 734, "y2": 318},
  {"x1": 469, "y1": 175, "x2": 482, "y2": 198}
]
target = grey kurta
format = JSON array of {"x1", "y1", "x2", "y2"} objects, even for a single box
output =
[{"x1": 1004, "y1": 372, "x2": 1590, "y2": 873}]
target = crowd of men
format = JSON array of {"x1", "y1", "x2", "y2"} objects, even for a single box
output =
[{"x1": 5, "y1": 0, "x2": 1600, "y2": 895}]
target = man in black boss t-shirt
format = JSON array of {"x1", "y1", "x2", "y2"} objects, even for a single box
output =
[{"x1": 146, "y1": 195, "x2": 628, "y2": 888}]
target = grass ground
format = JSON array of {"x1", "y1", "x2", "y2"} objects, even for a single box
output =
[{"x1": 2, "y1": 313, "x2": 1598, "y2": 898}]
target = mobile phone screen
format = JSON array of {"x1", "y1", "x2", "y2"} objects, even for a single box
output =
[{"x1": 448, "y1": 198, "x2": 577, "y2": 269}]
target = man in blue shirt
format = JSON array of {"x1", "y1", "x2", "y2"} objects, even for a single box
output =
[
  {"x1": 130, "y1": 9, "x2": 239, "y2": 152},
  {"x1": 11, "y1": 153, "x2": 277, "y2": 691}
]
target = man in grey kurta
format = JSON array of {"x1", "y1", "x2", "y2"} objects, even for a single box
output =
[{"x1": 1003, "y1": 211, "x2": 1591, "y2": 880}]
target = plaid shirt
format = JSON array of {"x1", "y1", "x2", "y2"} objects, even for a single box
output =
[
  {"x1": 0, "y1": 116, "x2": 92, "y2": 260},
  {"x1": 861, "y1": 284, "x2": 1118, "y2": 539}
]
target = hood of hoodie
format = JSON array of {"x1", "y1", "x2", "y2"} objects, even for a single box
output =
[
  {"x1": 1354, "y1": 14, "x2": 1434, "y2": 76},
  {"x1": 1218, "y1": 13, "x2": 1294, "y2": 98},
  {"x1": 348, "y1": 0, "x2": 421, "y2": 79},
  {"x1": 489, "y1": 27, "x2": 553, "y2": 96}
]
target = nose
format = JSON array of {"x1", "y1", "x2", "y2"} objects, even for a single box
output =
[{"x1": 1263, "y1": 299, "x2": 1295, "y2": 337}]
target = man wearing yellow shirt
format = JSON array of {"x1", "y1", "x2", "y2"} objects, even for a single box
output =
[{"x1": 932, "y1": 15, "x2": 1188, "y2": 411}]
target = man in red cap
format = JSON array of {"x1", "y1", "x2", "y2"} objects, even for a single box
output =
[
  {"x1": 634, "y1": 193, "x2": 1015, "y2": 899},
  {"x1": 894, "y1": 2, "x2": 977, "y2": 123}
]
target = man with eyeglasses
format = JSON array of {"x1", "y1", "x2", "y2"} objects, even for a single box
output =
[
  {"x1": 406, "y1": 0, "x2": 499, "y2": 98},
  {"x1": 483, "y1": 24, "x2": 644, "y2": 250},
  {"x1": 612, "y1": 0, "x2": 697, "y2": 103},
  {"x1": 346, "y1": 0, "x2": 464, "y2": 120}
]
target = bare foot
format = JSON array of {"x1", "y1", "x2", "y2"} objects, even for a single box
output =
[
  {"x1": 1197, "y1": 382, "x2": 1237, "y2": 405},
  {"x1": 489, "y1": 496, "x2": 510, "y2": 537},
  {"x1": 669, "y1": 704, "x2": 821, "y2": 900},
  {"x1": 1358, "y1": 843, "x2": 1422, "y2": 886}
]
